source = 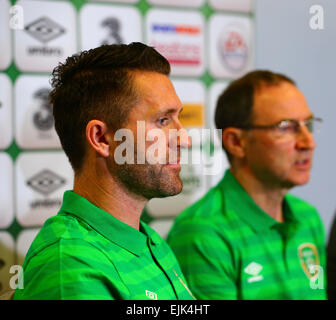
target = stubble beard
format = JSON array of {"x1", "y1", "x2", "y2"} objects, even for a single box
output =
[{"x1": 112, "y1": 162, "x2": 183, "y2": 200}]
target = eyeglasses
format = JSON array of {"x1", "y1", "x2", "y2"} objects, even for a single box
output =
[{"x1": 239, "y1": 117, "x2": 323, "y2": 138}]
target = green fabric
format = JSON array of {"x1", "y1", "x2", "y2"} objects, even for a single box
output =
[
  {"x1": 167, "y1": 170, "x2": 327, "y2": 300},
  {"x1": 13, "y1": 191, "x2": 194, "y2": 300}
]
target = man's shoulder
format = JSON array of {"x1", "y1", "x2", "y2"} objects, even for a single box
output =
[
  {"x1": 24, "y1": 212, "x2": 106, "y2": 265},
  {"x1": 14, "y1": 213, "x2": 120, "y2": 300}
]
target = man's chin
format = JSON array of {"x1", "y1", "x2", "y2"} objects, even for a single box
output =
[
  {"x1": 150, "y1": 179, "x2": 183, "y2": 199},
  {"x1": 147, "y1": 171, "x2": 183, "y2": 199},
  {"x1": 285, "y1": 174, "x2": 311, "y2": 188},
  {"x1": 113, "y1": 161, "x2": 184, "y2": 198}
]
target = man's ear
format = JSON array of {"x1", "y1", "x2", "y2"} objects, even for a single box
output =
[
  {"x1": 85, "y1": 120, "x2": 111, "y2": 158},
  {"x1": 222, "y1": 127, "x2": 246, "y2": 159}
]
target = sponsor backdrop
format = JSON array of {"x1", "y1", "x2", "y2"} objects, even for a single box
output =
[{"x1": 0, "y1": 0, "x2": 255, "y2": 294}]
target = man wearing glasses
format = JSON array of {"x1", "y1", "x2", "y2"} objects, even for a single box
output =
[{"x1": 167, "y1": 70, "x2": 326, "y2": 299}]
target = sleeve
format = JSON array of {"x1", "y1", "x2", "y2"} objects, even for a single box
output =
[
  {"x1": 167, "y1": 220, "x2": 239, "y2": 300},
  {"x1": 13, "y1": 239, "x2": 127, "y2": 300}
]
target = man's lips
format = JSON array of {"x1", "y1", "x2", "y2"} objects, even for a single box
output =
[
  {"x1": 165, "y1": 157, "x2": 181, "y2": 169},
  {"x1": 166, "y1": 159, "x2": 180, "y2": 165},
  {"x1": 166, "y1": 152, "x2": 181, "y2": 165},
  {"x1": 294, "y1": 158, "x2": 311, "y2": 169}
]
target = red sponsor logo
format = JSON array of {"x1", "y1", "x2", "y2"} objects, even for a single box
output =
[{"x1": 150, "y1": 40, "x2": 201, "y2": 66}]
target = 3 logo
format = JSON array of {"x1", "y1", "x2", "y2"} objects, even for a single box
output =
[
  {"x1": 32, "y1": 88, "x2": 54, "y2": 131},
  {"x1": 80, "y1": 4, "x2": 141, "y2": 52},
  {"x1": 101, "y1": 17, "x2": 123, "y2": 45},
  {"x1": 14, "y1": 75, "x2": 61, "y2": 149}
]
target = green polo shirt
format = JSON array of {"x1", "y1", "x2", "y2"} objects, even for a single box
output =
[
  {"x1": 167, "y1": 170, "x2": 327, "y2": 300},
  {"x1": 13, "y1": 191, "x2": 194, "y2": 300}
]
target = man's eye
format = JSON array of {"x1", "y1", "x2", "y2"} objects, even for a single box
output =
[
  {"x1": 158, "y1": 117, "x2": 170, "y2": 126},
  {"x1": 277, "y1": 121, "x2": 296, "y2": 133}
]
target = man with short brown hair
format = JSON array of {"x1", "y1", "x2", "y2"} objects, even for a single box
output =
[{"x1": 14, "y1": 43, "x2": 193, "y2": 300}]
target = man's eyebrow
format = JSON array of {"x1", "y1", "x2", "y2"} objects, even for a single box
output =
[
  {"x1": 278, "y1": 114, "x2": 314, "y2": 122},
  {"x1": 159, "y1": 107, "x2": 184, "y2": 115}
]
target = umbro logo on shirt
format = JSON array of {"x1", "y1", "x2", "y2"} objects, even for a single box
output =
[
  {"x1": 146, "y1": 290, "x2": 158, "y2": 300},
  {"x1": 244, "y1": 262, "x2": 264, "y2": 283}
]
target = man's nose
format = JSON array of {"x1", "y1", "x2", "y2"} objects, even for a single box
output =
[
  {"x1": 175, "y1": 120, "x2": 191, "y2": 149},
  {"x1": 296, "y1": 124, "x2": 316, "y2": 150},
  {"x1": 178, "y1": 128, "x2": 191, "y2": 149}
]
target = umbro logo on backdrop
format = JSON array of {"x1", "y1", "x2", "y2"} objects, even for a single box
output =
[
  {"x1": 27, "y1": 169, "x2": 66, "y2": 196},
  {"x1": 24, "y1": 16, "x2": 66, "y2": 57},
  {"x1": 26, "y1": 169, "x2": 65, "y2": 210},
  {"x1": 25, "y1": 17, "x2": 65, "y2": 44}
]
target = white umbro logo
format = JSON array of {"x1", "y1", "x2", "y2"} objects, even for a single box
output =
[
  {"x1": 145, "y1": 290, "x2": 158, "y2": 300},
  {"x1": 244, "y1": 262, "x2": 264, "y2": 283}
]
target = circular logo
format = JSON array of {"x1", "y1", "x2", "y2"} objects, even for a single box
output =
[{"x1": 218, "y1": 23, "x2": 249, "y2": 72}]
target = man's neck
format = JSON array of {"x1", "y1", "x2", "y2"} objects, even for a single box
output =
[
  {"x1": 73, "y1": 168, "x2": 147, "y2": 230},
  {"x1": 230, "y1": 167, "x2": 288, "y2": 223}
]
